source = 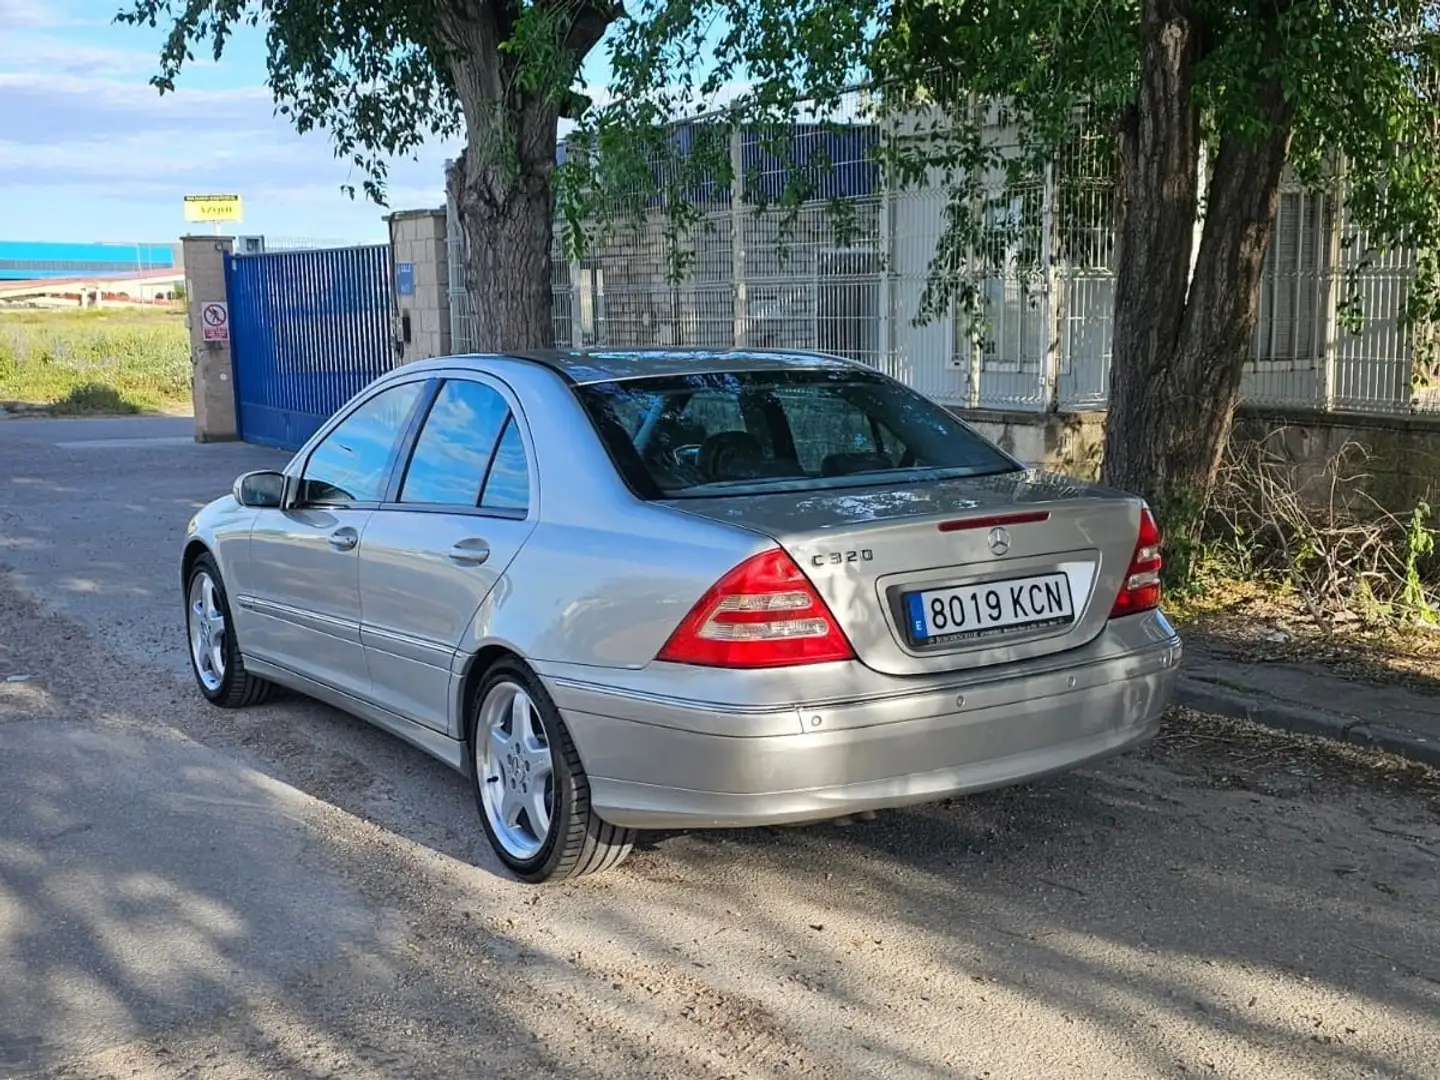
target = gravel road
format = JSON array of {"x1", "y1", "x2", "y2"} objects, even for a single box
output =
[{"x1": 2, "y1": 417, "x2": 1439, "y2": 1079}]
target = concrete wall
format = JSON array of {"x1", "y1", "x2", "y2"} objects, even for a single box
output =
[
  {"x1": 1233, "y1": 408, "x2": 1440, "y2": 513},
  {"x1": 956, "y1": 405, "x2": 1440, "y2": 516},
  {"x1": 956, "y1": 409, "x2": 1107, "y2": 480},
  {"x1": 387, "y1": 209, "x2": 450, "y2": 363}
]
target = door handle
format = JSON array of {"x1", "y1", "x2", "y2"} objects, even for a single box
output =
[
  {"x1": 448, "y1": 538, "x2": 491, "y2": 566},
  {"x1": 328, "y1": 527, "x2": 359, "y2": 551}
]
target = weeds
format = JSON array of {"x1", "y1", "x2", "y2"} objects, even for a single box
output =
[
  {"x1": 1182, "y1": 429, "x2": 1440, "y2": 630},
  {"x1": 0, "y1": 307, "x2": 191, "y2": 414}
]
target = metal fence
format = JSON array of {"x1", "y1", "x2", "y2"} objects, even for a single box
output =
[{"x1": 446, "y1": 87, "x2": 1433, "y2": 418}]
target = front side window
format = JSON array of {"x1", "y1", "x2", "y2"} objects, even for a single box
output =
[
  {"x1": 575, "y1": 368, "x2": 1018, "y2": 499},
  {"x1": 300, "y1": 382, "x2": 424, "y2": 505},
  {"x1": 399, "y1": 380, "x2": 511, "y2": 506}
]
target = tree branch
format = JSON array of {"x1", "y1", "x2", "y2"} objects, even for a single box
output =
[{"x1": 558, "y1": 0, "x2": 623, "y2": 60}]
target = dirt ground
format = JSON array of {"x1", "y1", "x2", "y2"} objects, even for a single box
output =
[
  {"x1": 4, "y1": 571, "x2": 1440, "y2": 1080},
  {"x1": 2, "y1": 417, "x2": 1439, "y2": 1079},
  {"x1": 1174, "y1": 578, "x2": 1440, "y2": 692}
]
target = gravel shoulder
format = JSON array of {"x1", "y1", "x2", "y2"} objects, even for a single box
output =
[{"x1": 4, "y1": 570, "x2": 1439, "y2": 1080}]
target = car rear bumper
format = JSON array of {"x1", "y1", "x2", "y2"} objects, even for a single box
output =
[{"x1": 545, "y1": 623, "x2": 1182, "y2": 830}]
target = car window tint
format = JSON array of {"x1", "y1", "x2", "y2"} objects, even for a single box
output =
[
  {"x1": 774, "y1": 388, "x2": 902, "y2": 473},
  {"x1": 480, "y1": 418, "x2": 530, "y2": 513},
  {"x1": 400, "y1": 380, "x2": 510, "y2": 506},
  {"x1": 301, "y1": 382, "x2": 423, "y2": 504},
  {"x1": 681, "y1": 389, "x2": 746, "y2": 433},
  {"x1": 575, "y1": 368, "x2": 1018, "y2": 499}
]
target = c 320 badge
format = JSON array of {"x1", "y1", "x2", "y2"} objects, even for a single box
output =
[{"x1": 811, "y1": 549, "x2": 874, "y2": 568}]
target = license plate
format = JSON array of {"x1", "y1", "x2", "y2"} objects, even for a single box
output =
[{"x1": 904, "y1": 572, "x2": 1074, "y2": 645}]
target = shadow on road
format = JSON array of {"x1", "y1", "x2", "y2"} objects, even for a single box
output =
[{"x1": 2, "y1": 426, "x2": 1438, "y2": 1077}]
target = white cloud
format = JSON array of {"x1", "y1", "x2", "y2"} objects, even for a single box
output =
[
  {"x1": 0, "y1": 58, "x2": 457, "y2": 242},
  {"x1": 0, "y1": 36, "x2": 159, "y2": 77},
  {"x1": 0, "y1": 68, "x2": 452, "y2": 190},
  {"x1": 0, "y1": 0, "x2": 63, "y2": 29}
]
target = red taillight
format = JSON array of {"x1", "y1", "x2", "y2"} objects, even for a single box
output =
[
  {"x1": 1110, "y1": 506, "x2": 1163, "y2": 618},
  {"x1": 656, "y1": 548, "x2": 856, "y2": 668}
]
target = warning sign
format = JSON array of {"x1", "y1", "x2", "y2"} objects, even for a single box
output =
[{"x1": 201, "y1": 301, "x2": 230, "y2": 342}]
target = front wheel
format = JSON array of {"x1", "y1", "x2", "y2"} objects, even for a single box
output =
[
  {"x1": 469, "y1": 661, "x2": 635, "y2": 883},
  {"x1": 185, "y1": 554, "x2": 273, "y2": 708}
]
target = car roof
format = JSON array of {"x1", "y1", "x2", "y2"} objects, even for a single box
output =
[{"x1": 400, "y1": 347, "x2": 867, "y2": 386}]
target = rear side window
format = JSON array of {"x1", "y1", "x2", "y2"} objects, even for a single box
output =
[
  {"x1": 575, "y1": 368, "x2": 1017, "y2": 498},
  {"x1": 480, "y1": 419, "x2": 530, "y2": 513}
]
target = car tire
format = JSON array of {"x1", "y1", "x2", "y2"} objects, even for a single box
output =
[
  {"x1": 469, "y1": 660, "x2": 635, "y2": 883},
  {"x1": 185, "y1": 553, "x2": 274, "y2": 708}
]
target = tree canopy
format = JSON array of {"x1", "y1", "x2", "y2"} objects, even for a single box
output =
[
  {"x1": 578, "y1": 0, "x2": 1440, "y2": 508},
  {"x1": 121, "y1": 0, "x2": 1440, "y2": 511}
]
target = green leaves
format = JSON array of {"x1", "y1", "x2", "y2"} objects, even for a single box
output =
[
  {"x1": 117, "y1": 0, "x2": 1440, "y2": 367},
  {"x1": 579, "y1": 0, "x2": 1439, "y2": 349},
  {"x1": 116, "y1": 0, "x2": 623, "y2": 208}
]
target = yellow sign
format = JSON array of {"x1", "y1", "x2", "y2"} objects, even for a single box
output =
[{"x1": 183, "y1": 194, "x2": 244, "y2": 223}]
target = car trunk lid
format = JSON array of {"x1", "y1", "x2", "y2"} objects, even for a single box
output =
[{"x1": 660, "y1": 470, "x2": 1146, "y2": 677}]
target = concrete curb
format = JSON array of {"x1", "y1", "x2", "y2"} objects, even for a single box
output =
[{"x1": 1175, "y1": 675, "x2": 1440, "y2": 771}]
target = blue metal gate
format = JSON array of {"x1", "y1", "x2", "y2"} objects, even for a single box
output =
[{"x1": 225, "y1": 244, "x2": 396, "y2": 451}]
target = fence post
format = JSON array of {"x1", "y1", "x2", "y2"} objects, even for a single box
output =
[
  {"x1": 1319, "y1": 189, "x2": 1342, "y2": 411},
  {"x1": 386, "y1": 209, "x2": 451, "y2": 363},
  {"x1": 730, "y1": 126, "x2": 747, "y2": 349},
  {"x1": 1041, "y1": 160, "x2": 1061, "y2": 411},
  {"x1": 181, "y1": 234, "x2": 238, "y2": 442}
]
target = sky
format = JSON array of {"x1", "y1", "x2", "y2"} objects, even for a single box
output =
[{"x1": 0, "y1": 0, "x2": 622, "y2": 246}]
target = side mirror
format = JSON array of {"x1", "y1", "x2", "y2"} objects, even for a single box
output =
[{"x1": 233, "y1": 470, "x2": 286, "y2": 509}]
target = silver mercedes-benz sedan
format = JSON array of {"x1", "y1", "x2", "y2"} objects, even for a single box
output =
[{"x1": 182, "y1": 348, "x2": 1181, "y2": 882}]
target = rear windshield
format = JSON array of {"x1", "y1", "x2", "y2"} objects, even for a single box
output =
[{"x1": 574, "y1": 368, "x2": 1020, "y2": 499}]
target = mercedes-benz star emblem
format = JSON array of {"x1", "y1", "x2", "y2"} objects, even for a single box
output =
[{"x1": 987, "y1": 526, "x2": 1012, "y2": 556}]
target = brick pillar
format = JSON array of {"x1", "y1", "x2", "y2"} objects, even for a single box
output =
[
  {"x1": 181, "y1": 235, "x2": 238, "y2": 442},
  {"x1": 386, "y1": 209, "x2": 452, "y2": 364}
]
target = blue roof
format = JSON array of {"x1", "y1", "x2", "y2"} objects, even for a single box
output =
[{"x1": 0, "y1": 241, "x2": 178, "y2": 280}]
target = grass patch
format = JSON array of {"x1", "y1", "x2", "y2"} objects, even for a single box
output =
[{"x1": 0, "y1": 306, "x2": 192, "y2": 415}]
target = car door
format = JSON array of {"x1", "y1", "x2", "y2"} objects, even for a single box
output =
[
  {"x1": 357, "y1": 375, "x2": 538, "y2": 732},
  {"x1": 242, "y1": 379, "x2": 428, "y2": 701}
]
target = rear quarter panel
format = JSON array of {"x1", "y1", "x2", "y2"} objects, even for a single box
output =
[
  {"x1": 450, "y1": 359, "x2": 771, "y2": 669},
  {"x1": 477, "y1": 511, "x2": 769, "y2": 667}
]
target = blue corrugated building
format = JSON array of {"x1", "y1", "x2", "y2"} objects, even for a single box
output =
[{"x1": 0, "y1": 241, "x2": 179, "y2": 281}]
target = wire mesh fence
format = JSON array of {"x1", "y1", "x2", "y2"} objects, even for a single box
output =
[{"x1": 444, "y1": 81, "x2": 1434, "y2": 417}]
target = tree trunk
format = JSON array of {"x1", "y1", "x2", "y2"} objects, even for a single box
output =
[
  {"x1": 1161, "y1": 96, "x2": 1296, "y2": 496},
  {"x1": 437, "y1": 0, "x2": 615, "y2": 352},
  {"x1": 1101, "y1": 0, "x2": 1202, "y2": 503},
  {"x1": 448, "y1": 122, "x2": 561, "y2": 351},
  {"x1": 1102, "y1": 0, "x2": 1296, "y2": 513}
]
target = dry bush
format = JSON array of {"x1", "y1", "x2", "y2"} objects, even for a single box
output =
[{"x1": 1203, "y1": 429, "x2": 1439, "y2": 628}]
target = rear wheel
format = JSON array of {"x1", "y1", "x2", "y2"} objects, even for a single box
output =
[
  {"x1": 469, "y1": 661, "x2": 635, "y2": 883},
  {"x1": 185, "y1": 554, "x2": 273, "y2": 708}
]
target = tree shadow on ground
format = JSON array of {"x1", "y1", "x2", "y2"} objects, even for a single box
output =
[{"x1": 4, "y1": 513, "x2": 1440, "y2": 1076}]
